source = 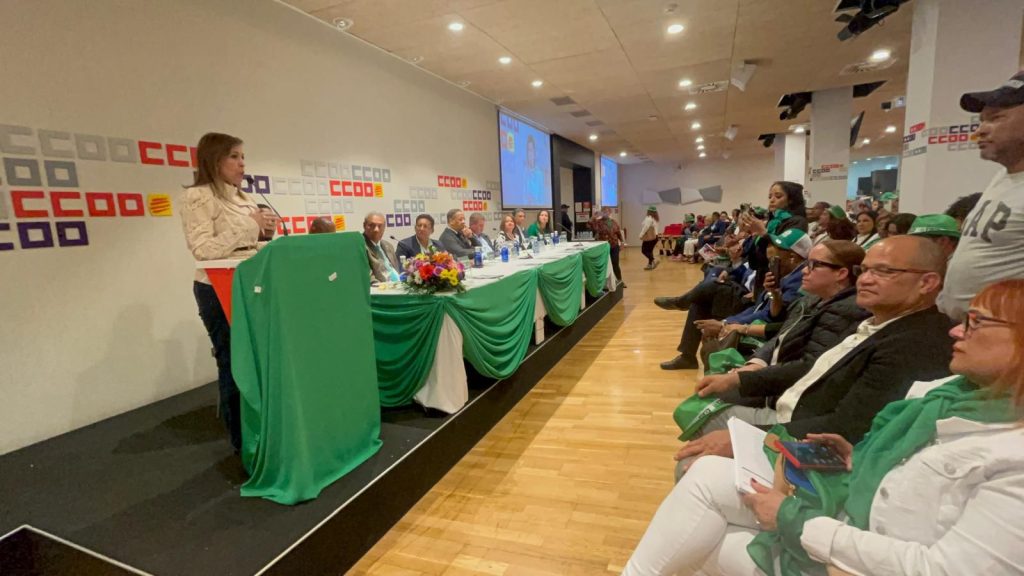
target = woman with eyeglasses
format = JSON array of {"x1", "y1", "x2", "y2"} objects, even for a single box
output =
[{"x1": 623, "y1": 279, "x2": 1024, "y2": 576}]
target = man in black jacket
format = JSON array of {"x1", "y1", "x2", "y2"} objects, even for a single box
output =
[{"x1": 675, "y1": 236, "x2": 954, "y2": 471}]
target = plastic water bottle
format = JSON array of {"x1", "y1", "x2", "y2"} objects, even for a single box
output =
[
  {"x1": 513, "y1": 241, "x2": 520, "y2": 258},
  {"x1": 473, "y1": 246, "x2": 483, "y2": 268},
  {"x1": 500, "y1": 245, "x2": 509, "y2": 262},
  {"x1": 552, "y1": 232, "x2": 559, "y2": 246},
  {"x1": 399, "y1": 255, "x2": 407, "y2": 271},
  {"x1": 532, "y1": 238, "x2": 541, "y2": 255}
]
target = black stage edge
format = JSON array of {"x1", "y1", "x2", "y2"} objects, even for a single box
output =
[{"x1": 0, "y1": 285, "x2": 622, "y2": 576}]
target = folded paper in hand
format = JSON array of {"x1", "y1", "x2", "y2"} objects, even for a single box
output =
[{"x1": 727, "y1": 417, "x2": 774, "y2": 494}]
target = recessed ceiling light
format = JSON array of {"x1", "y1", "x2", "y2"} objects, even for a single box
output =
[
  {"x1": 678, "y1": 78, "x2": 693, "y2": 88},
  {"x1": 408, "y1": 56, "x2": 424, "y2": 64},
  {"x1": 589, "y1": 134, "x2": 598, "y2": 142},
  {"x1": 862, "y1": 138, "x2": 871, "y2": 145},
  {"x1": 498, "y1": 56, "x2": 512, "y2": 65},
  {"x1": 332, "y1": 17, "x2": 354, "y2": 30},
  {"x1": 869, "y1": 49, "x2": 891, "y2": 62},
  {"x1": 531, "y1": 79, "x2": 544, "y2": 88},
  {"x1": 667, "y1": 23, "x2": 685, "y2": 34},
  {"x1": 794, "y1": 126, "x2": 805, "y2": 134},
  {"x1": 619, "y1": 151, "x2": 627, "y2": 157},
  {"x1": 691, "y1": 121, "x2": 701, "y2": 130},
  {"x1": 697, "y1": 144, "x2": 705, "y2": 150},
  {"x1": 684, "y1": 102, "x2": 697, "y2": 111},
  {"x1": 695, "y1": 136, "x2": 704, "y2": 143},
  {"x1": 448, "y1": 21, "x2": 465, "y2": 32},
  {"x1": 699, "y1": 152, "x2": 707, "y2": 158},
  {"x1": 885, "y1": 125, "x2": 897, "y2": 133}
]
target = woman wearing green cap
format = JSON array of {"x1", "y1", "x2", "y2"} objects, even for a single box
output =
[
  {"x1": 739, "y1": 181, "x2": 809, "y2": 298},
  {"x1": 623, "y1": 279, "x2": 1024, "y2": 576},
  {"x1": 639, "y1": 206, "x2": 660, "y2": 270}
]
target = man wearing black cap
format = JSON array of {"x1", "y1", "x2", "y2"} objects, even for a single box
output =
[{"x1": 939, "y1": 71, "x2": 1024, "y2": 320}]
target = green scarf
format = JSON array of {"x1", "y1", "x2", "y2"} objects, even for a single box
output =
[
  {"x1": 765, "y1": 209, "x2": 793, "y2": 236},
  {"x1": 747, "y1": 376, "x2": 1016, "y2": 576}
]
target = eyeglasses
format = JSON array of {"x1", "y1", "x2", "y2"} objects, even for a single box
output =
[
  {"x1": 852, "y1": 264, "x2": 934, "y2": 279},
  {"x1": 962, "y1": 310, "x2": 1014, "y2": 338},
  {"x1": 806, "y1": 259, "x2": 844, "y2": 272}
]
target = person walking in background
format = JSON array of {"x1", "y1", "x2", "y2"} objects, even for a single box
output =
[
  {"x1": 591, "y1": 206, "x2": 624, "y2": 288},
  {"x1": 639, "y1": 206, "x2": 660, "y2": 271}
]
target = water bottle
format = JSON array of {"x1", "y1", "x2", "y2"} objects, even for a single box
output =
[
  {"x1": 473, "y1": 246, "x2": 483, "y2": 268},
  {"x1": 552, "y1": 232, "x2": 559, "y2": 246},
  {"x1": 399, "y1": 255, "x2": 407, "y2": 271},
  {"x1": 513, "y1": 241, "x2": 520, "y2": 258},
  {"x1": 532, "y1": 238, "x2": 541, "y2": 255},
  {"x1": 500, "y1": 245, "x2": 509, "y2": 263}
]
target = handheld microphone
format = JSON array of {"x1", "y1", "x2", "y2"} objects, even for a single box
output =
[{"x1": 253, "y1": 186, "x2": 289, "y2": 236}]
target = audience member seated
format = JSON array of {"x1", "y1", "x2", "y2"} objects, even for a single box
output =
[
  {"x1": 940, "y1": 71, "x2": 1024, "y2": 320},
  {"x1": 907, "y1": 214, "x2": 960, "y2": 260},
  {"x1": 622, "y1": 279, "x2": 1024, "y2": 576},
  {"x1": 812, "y1": 205, "x2": 850, "y2": 245},
  {"x1": 526, "y1": 209, "x2": 553, "y2": 238},
  {"x1": 396, "y1": 213, "x2": 444, "y2": 261},
  {"x1": 497, "y1": 214, "x2": 519, "y2": 246},
  {"x1": 673, "y1": 236, "x2": 954, "y2": 476},
  {"x1": 658, "y1": 229, "x2": 811, "y2": 371},
  {"x1": 944, "y1": 191, "x2": 982, "y2": 230},
  {"x1": 697, "y1": 212, "x2": 728, "y2": 251},
  {"x1": 439, "y1": 208, "x2": 476, "y2": 259},
  {"x1": 468, "y1": 212, "x2": 496, "y2": 258},
  {"x1": 739, "y1": 181, "x2": 809, "y2": 297},
  {"x1": 885, "y1": 212, "x2": 917, "y2": 236},
  {"x1": 854, "y1": 210, "x2": 880, "y2": 248},
  {"x1": 363, "y1": 211, "x2": 400, "y2": 282},
  {"x1": 513, "y1": 209, "x2": 528, "y2": 245},
  {"x1": 807, "y1": 202, "x2": 830, "y2": 238},
  {"x1": 307, "y1": 217, "x2": 336, "y2": 234}
]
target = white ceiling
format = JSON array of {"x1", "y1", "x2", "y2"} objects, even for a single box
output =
[{"x1": 285, "y1": 0, "x2": 916, "y2": 165}]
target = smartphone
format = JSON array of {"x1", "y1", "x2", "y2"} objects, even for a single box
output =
[
  {"x1": 768, "y1": 256, "x2": 781, "y2": 281},
  {"x1": 778, "y1": 441, "x2": 847, "y2": 472}
]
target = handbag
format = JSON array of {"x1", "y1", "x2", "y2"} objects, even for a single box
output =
[{"x1": 700, "y1": 330, "x2": 741, "y2": 368}]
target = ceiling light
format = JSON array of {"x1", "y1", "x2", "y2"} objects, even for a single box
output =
[
  {"x1": 667, "y1": 23, "x2": 685, "y2": 34},
  {"x1": 498, "y1": 56, "x2": 512, "y2": 65},
  {"x1": 699, "y1": 152, "x2": 707, "y2": 158},
  {"x1": 619, "y1": 151, "x2": 627, "y2": 157},
  {"x1": 531, "y1": 79, "x2": 543, "y2": 88},
  {"x1": 869, "y1": 49, "x2": 891, "y2": 62},
  {"x1": 690, "y1": 121, "x2": 701, "y2": 130},
  {"x1": 332, "y1": 18, "x2": 354, "y2": 30},
  {"x1": 448, "y1": 22, "x2": 465, "y2": 32},
  {"x1": 695, "y1": 136, "x2": 704, "y2": 143},
  {"x1": 684, "y1": 102, "x2": 697, "y2": 111},
  {"x1": 678, "y1": 78, "x2": 693, "y2": 88},
  {"x1": 885, "y1": 125, "x2": 897, "y2": 133},
  {"x1": 408, "y1": 56, "x2": 424, "y2": 64},
  {"x1": 697, "y1": 144, "x2": 705, "y2": 151},
  {"x1": 862, "y1": 138, "x2": 871, "y2": 145},
  {"x1": 794, "y1": 126, "x2": 805, "y2": 134},
  {"x1": 589, "y1": 134, "x2": 598, "y2": 142}
]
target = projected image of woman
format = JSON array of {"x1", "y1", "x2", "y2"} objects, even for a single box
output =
[{"x1": 525, "y1": 135, "x2": 545, "y2": 206}]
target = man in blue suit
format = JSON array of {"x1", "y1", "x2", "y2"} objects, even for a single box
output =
[{"x1": 396, "y1": 213, "x2": 444, "y2": 261}]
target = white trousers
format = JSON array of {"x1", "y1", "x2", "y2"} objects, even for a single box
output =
[
  {"x1": 622, "y1": 456, "x2": 769, "y2": 576},
  {"x1": 683, "y1": 238, "x2": 699, "y2": 257}
]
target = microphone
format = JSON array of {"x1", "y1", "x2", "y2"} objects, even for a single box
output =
[{"x1": 253, "y1": 186, "x2": 289, "y2": 236}]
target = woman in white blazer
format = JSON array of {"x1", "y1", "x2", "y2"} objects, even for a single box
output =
[{"x1": 622, "y1": 278, "x2": 1024, "y2": 576}]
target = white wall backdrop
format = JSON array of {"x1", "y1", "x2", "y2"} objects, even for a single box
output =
[{"x1": 0, "y1": 0, "x2": 501, "y2": 453}]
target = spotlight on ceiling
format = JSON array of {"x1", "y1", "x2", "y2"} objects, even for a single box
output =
[
  {"x1": 589, "y1": 134, "x2": 598, "y2": 142},
  {"x1": 667, "y1": 23, "x2": 685, "y2": 34},
  {"x1": 862, "y1": 138, "x2": 871, "y2": 145},
  {"x1": 531, "y1": 79, "x2": 544, "y2": 88},
  {"x1": 498, "y1": 56, "x2": 512, "y2": 65},
  {"x1": 697, "y1": 144, "x2": 705, "y2": 151},
  {"x1": 447, "y1": 21, "x2": 465, "y2": 32},
  {"x1": 699, "y1": 152, "x2": 707, "y2": 158},
  {"x1": 834, "y1": 0, "x2": 910, "y2": 42},
  {"x1": 619, "y1": 151, "x2": 628, "y2": 157},
  {"x1": 684, "y1": 102, "x2": 697, "y2": 111},
  {"x1": 758, "y1": 133, "x2": 777, "y2": 148},
  {"x1": 778, "y1": 92, "x2": 812, "y2": 121},
  {"x1": 885, "y1": 125, "x2": 897, "y2": 133},
  {"x1": 678, "y1": 78, "x2": 693, "y2": 88},
  {"x1": 794, "y1": 126, "x2": 806, "y2": 134},
  {"x1": 695, "y1": 136, "x2": 704, "y2": 143},
  {"x1": 870, "y1": 48, "x2": 892, "y2": 62},
  {"x1": 691, "y1": 121, "x2": 701, "y2": 130}
]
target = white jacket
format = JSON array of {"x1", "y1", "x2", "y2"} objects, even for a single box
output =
[
  {"x1": 800, "y1": 376, "x2": 1024, "y2": 575},
  {"x1": 639, "y1": 215, "x2": 658, "y2": 241}
]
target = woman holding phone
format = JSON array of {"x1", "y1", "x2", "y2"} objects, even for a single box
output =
[
  {"x1": 180, "y1": 132, "x2": 277, "y2": 452},
  {"x1": 622, "y1": 279, "x2": 1024, "y2": 576}
]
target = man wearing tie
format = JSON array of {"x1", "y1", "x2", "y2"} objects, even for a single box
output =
[
  {"x1": 468, "y1": 212, "x2": 496, "y2": 258},
  {"x1": 439, "y1": 208, "x2": 476, "y2": 259},
  {"x1": 362, "y1": 211, "x2": 400, "y2": 282}
]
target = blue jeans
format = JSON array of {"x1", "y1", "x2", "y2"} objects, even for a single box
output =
[{"x1": 193, "y1": 281, "x2": 241, "y2": 451}]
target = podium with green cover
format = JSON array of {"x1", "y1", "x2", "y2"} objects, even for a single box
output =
[{"x1": 230, "y1": 233, "x2": 382, "y2": 505}]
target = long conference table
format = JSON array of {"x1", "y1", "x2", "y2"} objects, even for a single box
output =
[{"x1": 198, "y1": 240, "x2": 614, "y2": 416}]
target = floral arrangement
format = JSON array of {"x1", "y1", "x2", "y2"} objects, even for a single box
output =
[{"x1": 403, "y1": 250, "x2": 466, "y2": 294}]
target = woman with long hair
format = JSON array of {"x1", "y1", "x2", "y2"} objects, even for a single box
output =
[
  {"x1": 180, "y1": 132, "x2": 277, "y2": 452},
  {"x1": 526, "y1": 209, "x2": 553, "y2": 237},
  {"x1": 740, "y1": 181, "x2": 809, "y2": 296},
  {"x1": 623, "y1": 279, "x2": 1024, "y2": 575},
  {"x1": 855, "y1": 210, "x2": 881, "y2": 248},
  {"x1": 497, "y1": 214, "x2": 519, "y2": 246},
  {"x1": 639, "y1": 206, "x2": 660, "y2": 270}
]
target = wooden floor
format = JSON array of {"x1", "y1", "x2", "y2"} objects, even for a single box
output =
[{"x1": 351, "y1": 248, "x2": 704, "y2": 576}]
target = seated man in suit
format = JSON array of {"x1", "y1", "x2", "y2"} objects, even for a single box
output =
[
  {"x1": 513, "y1": 209, "x2": 528, "y2": 246},
  {"x1": 675, "y1": 235, "x2": 954, "y2": 476},
  {"x1": 439, "y1": 208, "x2": 476, "y2": 259},
  {"x1": 362, "y1": 211, "x2": 400, "y2": 282},
  {"x1": 468, "y1": 212, "x2": 496, "y2": 259},
  {"x1": 396, "y1": 213, "x2": 444, "y2": 261}
]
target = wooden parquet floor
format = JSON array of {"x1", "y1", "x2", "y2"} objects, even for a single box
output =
[{"x1": 349, "y1": 248, "x2": 705, "y2": 576}]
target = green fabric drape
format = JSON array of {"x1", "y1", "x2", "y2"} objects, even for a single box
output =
[
  {"x1": 444, "y1": 269, "x2": 538, "y2": 379},
  {"x1": 371, "y1": 294, "x2": 446, "y2": 407},
  {"x1": 581, "y1": 242, "x2": 610, "y2": 296},
  {"x1": 537, "y1": 254, "x2": 584, "y2": 326},
  {"x1": 232, "y1": 233, "x2": 382, "y2": 505}
]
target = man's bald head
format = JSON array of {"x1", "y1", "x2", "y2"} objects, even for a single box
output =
[
  {"x1": 857, "y1": 236, "x2": 947, "y2": 321},
  {"x1": 878, "y1": 235, "x2": 948, "y2": 279}
]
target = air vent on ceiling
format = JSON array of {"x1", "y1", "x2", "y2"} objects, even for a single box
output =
[
  {"x1": 840, "y1": 58, "x2": 896, "y2": 76},
  {"x1": 550, "y1": 96, "x2": 576, "y2": 106},
  {"x1": 586, "y1": 120, "x2": 605, "y2": 126},
  {"x1": 687, "y1": 80, "x2": 728, "y2": 95},
  {"x1": 570, "y1": 110, "x2": 592, "y2": 117}
]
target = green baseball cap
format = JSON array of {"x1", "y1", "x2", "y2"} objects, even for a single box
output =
[
  {"x1": 879, "y1": 192, "x2": 899, "y2": 201},
  {"x1": 647, "y1": 205, "x2": 658, "y2": 212},
  {"x1": 685, "y1": 214, "x2": 695, "y2": 222},
  {"x1": 672, "y1": 348, "x2": 744, "y2": 441},
  {"x1": 769, "y1": 228, "x2": 813, "y2": 258},
  {"x1": 827, "y1": 205, "x2": 848, "y2": 220},
  {"x1": 908, "y1": 214, "x2": 961, "y2": 239}
]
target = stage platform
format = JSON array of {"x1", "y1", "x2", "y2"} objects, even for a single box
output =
[{"x1": 0, "y1": 285, "x2": 622, "y2": 576}]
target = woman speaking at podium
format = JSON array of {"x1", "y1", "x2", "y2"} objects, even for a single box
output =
[{"x1": 180, "y1": 132, "x2": 277, "y2": 452}]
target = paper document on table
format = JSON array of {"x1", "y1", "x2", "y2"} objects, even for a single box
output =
[{"x1": 728, "y1": 417, "x2": 774, "y2": 494}]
